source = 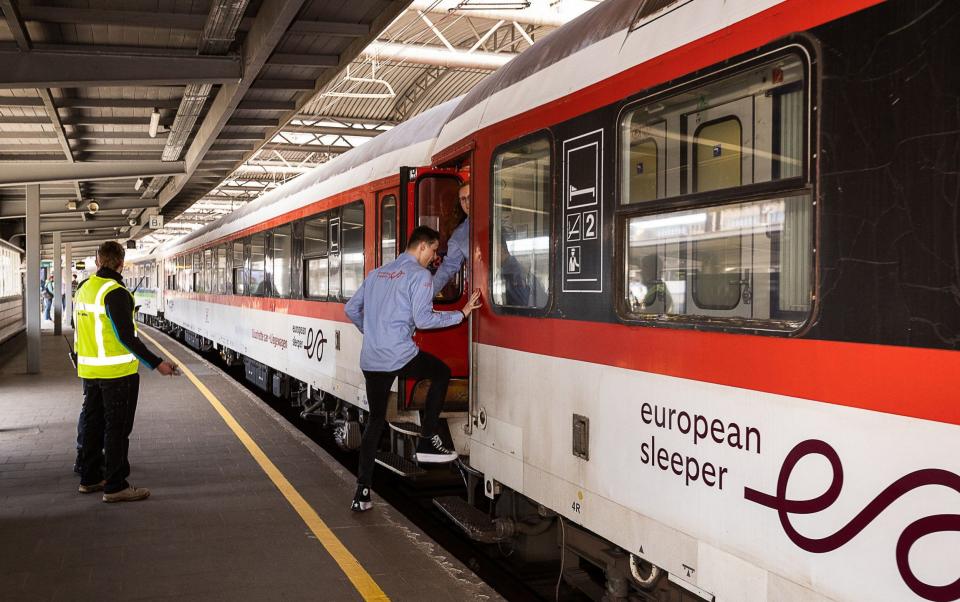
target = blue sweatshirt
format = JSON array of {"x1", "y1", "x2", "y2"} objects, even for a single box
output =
[{"x1": 345, "y1": 252, "x2": 463, "y2": 371}]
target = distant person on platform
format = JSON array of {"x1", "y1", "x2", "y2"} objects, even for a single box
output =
[
  {"x1": 432, "y1": 182, "x2": 470, "y2": 295},
  {"x1": 344, "y1": 226, "x2": 482, "y2": 512},
  {"x1": 74, "y1": 241, "x2": 178, "y2": 503},
  {"x1": 42, "y1": 274, "x2": 55, "y2": 321}
]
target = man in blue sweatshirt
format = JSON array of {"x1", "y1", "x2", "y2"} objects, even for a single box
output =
[{"x1": 344, "y1": 225, "x2": 481, "y2": 512}]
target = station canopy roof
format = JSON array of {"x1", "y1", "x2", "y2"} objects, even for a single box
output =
[{"x1": 0, "y1": 0, "x2": 600, "y2": 258}]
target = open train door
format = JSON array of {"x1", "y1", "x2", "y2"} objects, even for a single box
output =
[{"x1": 397, "y1": 166, "x2": 470, "y2": 415}]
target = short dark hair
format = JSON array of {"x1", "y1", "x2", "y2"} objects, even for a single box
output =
[
  {"x1": 97, "y1": 241, "x2": 125, "y2": 270},
  {"x1": 406, "y1": 225, "x2": 440, "y2": 250}
]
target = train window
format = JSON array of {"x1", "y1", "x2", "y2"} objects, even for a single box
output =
[
  {"x1": 203, "y1": 248, "x2": 213, "y2": 294},
  {"x1": 624, "y1": 195, "x2": 812, "y2": 320},
  {"x1": 620, "y1": 54, "x2": 806, "y2": 203},
  {"x1": 491, "y1": 136, "x2": 552, "y2": 309},
  {"x1": 232, "y1": 241, "x2": 245, "y2": 295},
  {"x1": 379, "y1": 195, "x2": 397, "y2": 265},
  {"x1": 618, "y1": 50, "x2": 813, "y2": 329},
  {"x1": 249, "y1": 233, "x2": 267, "y2": 296},
  {"x1": 328, "y1": 217, "x2": 341, "y2": 299},
  {"x1": 303, "y1": 215, "x2": 329, "y2": 299},
  {"x1": 0, "y1": 245, "x2": 18, "y2": 298},
  {"x1": 216, "y1": 244, "x2": 227, "y2": 294},
  {"x1": 341, "y1": 201, "x2": 364, "y2": 298},
  {"x1": 272, "y1": 225, "x2": 292, "y2": 298},
  {"x1": 192, "y1": 252, "x2": 201, "y2": 293}
]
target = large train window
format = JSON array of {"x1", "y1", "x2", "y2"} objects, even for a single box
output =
[
  {"x1": 249, "y1": 233, "x2": 267, "y2": 296},
  {"x1": 341, "y1": 201, "x2": 364, "y2": 298},
  {"x1": 216, "y1": 244, "x2": 227, "y2": 294},
  {"x1": 272, "y1": 225, "x2": 292, "y2": 298},
  {"x1": 303, "y1": 215, "x2": 329, "y2": 299},
  {"x1": 379, "y1": 195, "x2": 397, "y2": 265},
  {"x1": 491, "y1": 135, "x2": 551, "y2": 310},
  {"x1": 192, "y1": 252, "x2": 201, "y2": 293},
  {"x1": 617, "y1": 49, "x2": 813, "y2": 329},
  {"x1": 232, "y1": 241, "x2": 245, "y2": 295},
  {"x1": 203, "y1": 248, "x2": 213, "y2": 294}
]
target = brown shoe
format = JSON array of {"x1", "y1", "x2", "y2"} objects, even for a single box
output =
[
  {"x1": 102, "y1": 486, "x2": 150, "y2": 503},
  {"x1": 78, "y1": 480, "x2": 106, "y2": 494}
]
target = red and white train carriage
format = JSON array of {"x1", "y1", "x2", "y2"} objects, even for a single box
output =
[{"x1": 150, "y1": 0, "x2": 960, "y2": 600}]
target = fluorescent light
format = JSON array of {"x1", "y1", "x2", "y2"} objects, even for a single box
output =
[
  {"x1": 148, "y1": 110, "x2": 160, "y2": 138},
  {"x1": 134, "y1": 178, "x2": 143, "y2": 191}
]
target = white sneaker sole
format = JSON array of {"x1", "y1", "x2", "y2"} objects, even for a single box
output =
[
  {"x1": 351, "y1": 500, "x2": 373, "y2": 512},
  {"x1": 416, "y1": 452, "x2": 458, "y2": 463}
]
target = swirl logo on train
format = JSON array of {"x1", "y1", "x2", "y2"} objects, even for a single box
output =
[
  {"x1": 745, "y1": 440, "x2": 960, "y2": 602},
  {"x1": 291, "y1": 324, "x2": 327, "y2": 363}
]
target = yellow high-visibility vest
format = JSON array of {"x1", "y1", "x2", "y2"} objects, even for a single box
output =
[{"x1": 74, "y1": 275, "x2": 139, "y2": 379}]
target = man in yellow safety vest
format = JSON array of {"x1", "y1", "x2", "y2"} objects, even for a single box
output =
[{"x1": 75, "y1": 241, "x2": 177, "y2": 502}]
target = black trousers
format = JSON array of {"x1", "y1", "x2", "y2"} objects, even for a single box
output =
[
  {"x1": 357, "y1": 351, "x2": 451, "y2": 487},
  {"x1": 79, "y1": 373, "x2": 140, "y2": 494}
]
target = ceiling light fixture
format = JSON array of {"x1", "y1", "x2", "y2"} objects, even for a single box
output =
[
  {"x1": 66, "y1": 200, "x2": 78, "y2": 211},
  {"x1": 134, "y1": 178, "x2": 144, "y2": 191},
  {"x1": 86, "y1": 201, "x2": 100, "y2": 214},
  {"x1": 148, "y1": 110, "x2": 161, "y2": 138}
]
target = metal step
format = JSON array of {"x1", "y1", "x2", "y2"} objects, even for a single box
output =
[
  {"x1": 455, "y1": 457, "x2": 482, "y2": 478},
  {"x1": 388, "y1": 421, "x2": 421, "y2": 437},
  {"x1": 433, "y1": 496, "x2": 501, "y2": 544},
  {"x1": 375, "y1": 451, "x2": 426, "y2": 477}
]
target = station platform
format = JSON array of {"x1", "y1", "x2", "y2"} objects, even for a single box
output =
[{"x1": 0, "y1": 329, "x2": 500, "y2": 602}]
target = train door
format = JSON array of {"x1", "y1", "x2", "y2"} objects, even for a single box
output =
[
  {"x1": 397, "y1": 166, "x2": 469, "y2": 412},
  {"x1": 682, "y1": 97, "x2": 756, "y2": 318}
]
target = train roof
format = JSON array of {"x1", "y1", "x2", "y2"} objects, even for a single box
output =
[
  {"x1": 162, "y1": 97, "x2": 462, "y2": 256},
  {"x1": 435, "y1": 0, "x2": 783, "y2": 150}
]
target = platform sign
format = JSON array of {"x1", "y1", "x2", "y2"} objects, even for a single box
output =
[
  {"x1": 149, "y1": 214, "x2": 164, "y2": 229},
  {"x1": 562, "y1": 129, "x2": 603, "y2": 293}
]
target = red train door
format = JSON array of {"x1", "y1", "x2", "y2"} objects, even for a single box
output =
[{"x1": 398, "y1": 166, "x2": 469, "y2": 411}]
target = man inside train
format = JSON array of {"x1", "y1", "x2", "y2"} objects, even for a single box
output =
[
  {"x1": 344, "y1": 226, "x2": 482, "y2": 512},
  {"x1": 432, "y1": 182, "x2": 470, "y2": 295},
  {"x1": 637, "y1": 253, "x2": 673, "y2": 313}
]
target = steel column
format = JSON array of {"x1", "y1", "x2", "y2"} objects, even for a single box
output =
[
  {"x1": 53, "y1": 231, "x2": 62, "y2": 335},
  {"x1": 25, "y1": 184, "x2": 40, "y2": 373},
  {"x1": 64, "y1": 243, "x2": 73, "y2": 335}
]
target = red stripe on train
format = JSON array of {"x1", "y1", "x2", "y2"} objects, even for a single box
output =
[
  {"x1": 169, "y1": 292, "x2": 959, "y2": 428},
  {"x1": 476, "y1": 313, "x2": 960, "y2": 428}
]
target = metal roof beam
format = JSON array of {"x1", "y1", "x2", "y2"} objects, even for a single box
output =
[
  {"x1": 41, "y1": 219, "x2": 129, "y2": 233},
  {"x1": 0, "y1": 161, "x2": 185, "y2": 187},
  {"x1": 411, "y1": 0, "x2": 593, "y2": 28},
  {"x1": 267, "y1": 53, "x2": 339, "y2": 68},
  {"x1": 0, "y1": 49, "x2": 242, "y2": 88},
  {"x1": 279, "y1": 124, "x2": 383, "y2": 137},
  {"x1": 362, "y1": 41, "x2": 514, "y2": 70},
  {"x1": 19, "y1": 7, "x2": 370, "y2": 38},
  {"x1": 0, "y1": 198, "x2": 159, "y2": 219},
  {"x1": 0, "y1": 97, "x2": 182, "y2": 109},
  {"x1": 260, "y1": 143, "x2": 349, "y2": 154},
  {"x1": 0, "y1": 0, "x2": 31, "y2": 51}
]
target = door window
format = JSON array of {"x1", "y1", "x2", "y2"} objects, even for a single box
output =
[
  {"x1": 417, "y1": 176, "x2": 465, "y2": 301},
  {"x1": 380, "y1": 195, "x2": 397, "y2": 265},
  {"x1": 491, "y1": 136, "x2": 552, "y2": 309}
]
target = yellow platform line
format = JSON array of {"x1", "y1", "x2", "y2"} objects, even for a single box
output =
[{"x1": 141, "y1": 331, "x2": 389, "y2": 602}]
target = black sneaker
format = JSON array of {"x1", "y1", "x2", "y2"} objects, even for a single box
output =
[
  {"x1": 416, "y1": 435, "x2": 458, "y2": 463},
  {"x1": 351, "y1": 485, "x2": 372, "y2": 512}
]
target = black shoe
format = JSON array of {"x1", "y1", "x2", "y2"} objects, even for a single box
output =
[
  {"x1": 415, "y1": 435, "x2": 458, "y2": 464},
  {"x1": 351, "y1": 485, "x2": 372, "y2": 512}
]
